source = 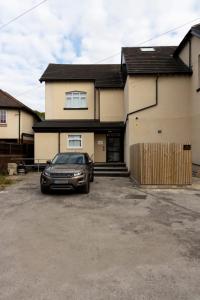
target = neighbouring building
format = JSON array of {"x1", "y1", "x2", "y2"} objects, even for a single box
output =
[
  {"x1": 0, "y1": 89, "x2": 40, "y2": 144},
  {"x1": 33, "y1": 23, "x2": 200, "y2": 168}
]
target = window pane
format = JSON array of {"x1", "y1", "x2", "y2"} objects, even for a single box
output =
[
  {"x1": 65, "y1": 92, "x2": 87, "y2": 108},
  {"x1": 68, "y1": 135, "x2": 82, "y2": 148},
  {"x1": 69, "y1": 140, "x2": 81, "y2": 147},
  {"x1": 69, "y1": 135, "x2": 81, "y2": 140},
  {"x1": 0, "y1": 110, "x2": 6, "y2": 123}
]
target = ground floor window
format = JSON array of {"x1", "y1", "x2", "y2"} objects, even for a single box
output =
[
  {"x1": 68, "y1": 134, "x2": 82, "y2": 148},
  {"x1": 0, "y1": 110, "x2": 6, "y2": 124}
]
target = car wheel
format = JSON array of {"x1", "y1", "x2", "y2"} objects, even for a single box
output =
[
  {"x1": 90, "y1": 173, "x2": 94, "y2": 182},
  {"x1": 40, "y1": 185, "x2": 49, "y2": 194},
  {"x1": 82, "y1": 180, "x2": 90, "y2": 194}
]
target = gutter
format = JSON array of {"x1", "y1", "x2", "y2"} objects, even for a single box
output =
[{"x1": 125, "y1": 76, "x2": 159, "y2": 124}]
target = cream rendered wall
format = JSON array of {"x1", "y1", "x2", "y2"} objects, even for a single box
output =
[
  {"x1": 0, "y1": 109, "x2": 37, "y2": 140},
  {"x1": 34, "y1": 133, "x2": 58, "y2": 163},
  {"x1": 0, "y1": 109, "x2": 19, "y2": 139},
  {"x1": 99, "y1": 89, "x2": 124, "y2": 121},
  {"x1": 123, "y1": 79, "x2": 129, "y2": 164},
  {"x1": 60, "y1": 132, "x2": 94, "y2": 159},
  {"x1": 45, "y1": 82, "x2": 94, "y2": 120},
  {"x1": 128, "y1": 76, "x2": 157, "y2": 112},
  {"x1": 179, "y1": 42, "x2": 190, "y2": 66},
  {"x1": 190, "y1": 37, "x2": 200, "y2": 164},
  {"x1": 125, "y1": 75, "x2": 191, "y2": 168},
  {"x1": 21, "y1": 110, "x2": 36, "y2": 135},
  {"x1": 179, "y1": 36, "x2": 200, "y2": 164}
]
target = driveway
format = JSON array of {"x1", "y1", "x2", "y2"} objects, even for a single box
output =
[{"x1": 0, "y1": 173, "x2": 200, "y2": 300}]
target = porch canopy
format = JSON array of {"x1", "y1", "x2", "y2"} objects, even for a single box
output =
[{"x1": 33, "y1": 120, "x2": 125, "y2": 133}]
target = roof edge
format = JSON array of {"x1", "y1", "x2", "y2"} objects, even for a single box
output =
[{"x1": 0, "y1": 89, "x2": 41, "y2": 121}]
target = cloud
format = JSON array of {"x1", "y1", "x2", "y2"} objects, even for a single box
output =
[{"x1": 0, "y1": 0, "x2": 200, "y2": 111}]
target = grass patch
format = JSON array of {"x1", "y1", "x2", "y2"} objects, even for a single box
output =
[{"x1": 0, "y1": 175, "x2": 14, "y2": 189}]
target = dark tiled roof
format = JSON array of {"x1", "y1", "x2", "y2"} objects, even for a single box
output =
[
  {"x1": 40, "y1": 64, "x2": 123, "y2": 88},
  {"x1": 33, "y1": 120, "x2": 124, "y2": 132},
  {"x1": 122, "y1": 46, "x2": 191, "y2": 75},
  {"x1": 0, "y1": 89, "x2": 41, "y2": 120}
]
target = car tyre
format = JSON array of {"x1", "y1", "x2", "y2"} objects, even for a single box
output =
[
  {"x1": 90, "y1": 173, "x2": 94, "y2": 182},
  {"x1": 82, "y1": 180, "x2": 90, "y2": 194},
  {"x1": 41, "y1": 185, "x2": 49, "y2": 194}
]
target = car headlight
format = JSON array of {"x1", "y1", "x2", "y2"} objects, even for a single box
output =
[
  {"x1": 74, "y1": 171, "x2": 83, "y2": 177},
  {"x1": 43, "y1": 170, "x2": 50, "y2": 176}
]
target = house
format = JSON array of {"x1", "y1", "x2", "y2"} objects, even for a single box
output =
[
  {"x1": 33, "y1": 23, "x2": 200, "y2": 169},
  {"x1": 0, "y1": 89, "x2": 40, "y2": 144}
]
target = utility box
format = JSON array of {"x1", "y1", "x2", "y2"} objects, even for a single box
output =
[
  {"x1": 7, "y1": 163, "x2": 17, "y2": 176},
  {"x1": 130, "y1": 143, "x2": 192, "y2": 185}
]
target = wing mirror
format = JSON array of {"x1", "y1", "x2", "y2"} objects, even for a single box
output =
[{"x1": 46, "y1": 160, "x2": 52, "y2": 165}]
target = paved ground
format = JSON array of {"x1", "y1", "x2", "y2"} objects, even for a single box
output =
[{"x1": 0, "y1": 173, "x2": 200, "y2": 300}]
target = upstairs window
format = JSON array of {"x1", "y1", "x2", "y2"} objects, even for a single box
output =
[
  {"x1": 0, "y1": 110, "x2": 6, "y2": 124},
  {"x1": 65, "y1": 91, "x2": 87, "y2": 109}
]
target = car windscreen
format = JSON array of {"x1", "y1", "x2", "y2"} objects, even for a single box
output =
[{"x1": 52, "y1": 153, "x2": 85, "y2": 165}]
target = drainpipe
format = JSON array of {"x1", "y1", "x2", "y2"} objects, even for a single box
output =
[
  {"x1": 189, "y1": 39, "x2": 192, "y2": 70},
  {"x1": 18, "y1": 109, "x2": 21, "y2": 144},
  {"x1": 98, "y1": 88, "x2": 100, "y2": 120},
  {"x1": 58, "y1": 132, "x2": 61, "y2": 153},
  {"x1": 94, "y1": 86, "x2": 96, "y2": 120},
  {"x1": 125, "y1": 76, "x2": 159, "y2": 124}
]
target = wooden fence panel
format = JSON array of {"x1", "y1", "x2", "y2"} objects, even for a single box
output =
[{"x1": 130, "y1": 143, "x2": 192, "y2": 185}]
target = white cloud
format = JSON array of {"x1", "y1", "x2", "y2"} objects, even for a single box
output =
[{"x1": 0, "y1": 0, "x2": 200, "y2": 111}]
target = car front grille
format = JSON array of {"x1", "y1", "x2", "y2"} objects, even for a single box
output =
[{"x1": 50, "y1": 173, "x2": 74, "y2": 178}]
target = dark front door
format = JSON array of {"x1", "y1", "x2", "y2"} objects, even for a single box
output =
[{"x1": 107, "y1": 133, "x2": 123, "y2": 162}]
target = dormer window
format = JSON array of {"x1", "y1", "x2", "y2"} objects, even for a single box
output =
[
  {"x1": 65, "y1": 91, "x2": 87, "y2": 109},
  {"x1": 140, "y1": 47, "x2": 155, "y2": 52}
]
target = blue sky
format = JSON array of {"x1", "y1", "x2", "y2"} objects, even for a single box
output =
[{"x1": 0, "y1": 0, "x2": 200, "y2": 111}]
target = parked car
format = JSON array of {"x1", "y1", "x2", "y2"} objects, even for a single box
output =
[{"x1": 40, "y1": 152, "x2": 94, "y2": 194}]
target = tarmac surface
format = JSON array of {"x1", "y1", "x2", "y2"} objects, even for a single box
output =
[{"x1": 0, "y1": 173, "x2": 200, "y2": 300}]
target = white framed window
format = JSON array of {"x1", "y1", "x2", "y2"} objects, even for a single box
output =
[
  {"x1": 65, "y1": 91, "x2": 87, "y2": 109},
  {"x1": 0, "y1": 110, "x2": 6, "y2": 124},
  {"x1": 68, "y1": 134, "x2": 82, "y2": 148}
]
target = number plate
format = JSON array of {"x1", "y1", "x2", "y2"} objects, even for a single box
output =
[{"x1": 54, "y1": 179, "x2": 69, "y2": 184}]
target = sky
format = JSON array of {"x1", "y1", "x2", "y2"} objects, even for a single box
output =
[{"x1": 0, "y1": 0, "x2": 200, "y2": 112}]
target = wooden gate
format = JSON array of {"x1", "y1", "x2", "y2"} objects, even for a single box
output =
[{"x1": 130, "y1": 143, "x2": 192, "y2": 185}]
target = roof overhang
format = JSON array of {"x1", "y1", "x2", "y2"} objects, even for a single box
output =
[
  {"x1": 33, "y1": 120, "x2": 125, "y2": 133},
  {"x1": 174, "y1": 28, "x2": 200, "y2": 56}
]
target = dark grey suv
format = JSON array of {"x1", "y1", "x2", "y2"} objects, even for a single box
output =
[{"x1": 40, "y1": 152, "x2": 94, "y2": 194}]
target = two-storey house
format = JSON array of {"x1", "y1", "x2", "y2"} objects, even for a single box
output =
[
  {"x1": 0, "y1": 89, "x2": 40, "y2": 144},
  {"x1": 33, "y1": 23, "x2": 200, "y2": 169}
]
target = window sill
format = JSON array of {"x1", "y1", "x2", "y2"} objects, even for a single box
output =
[
  {"x1": 196, "y1": 88, "x2": 200, "y2": 92},
  {"x1": 63, "y1": 108, "x2": 88, "y2": 110},
  {"x1": 68, "y1": 147, "x2": 83, "y2": 150},
  {"x1": 0, "y1": 123, "x2": 7, "y2": 127}
]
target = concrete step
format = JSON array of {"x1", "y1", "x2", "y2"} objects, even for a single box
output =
[
  {"x1": 94, "y1": 170, "x2": 130, "y2": 177},
  {"x1": 94, "y1": 166, "x2": 128, "y2": 172},
  {"x1": 94, "y1": 162, "x2": 126, "y2": 168}
]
